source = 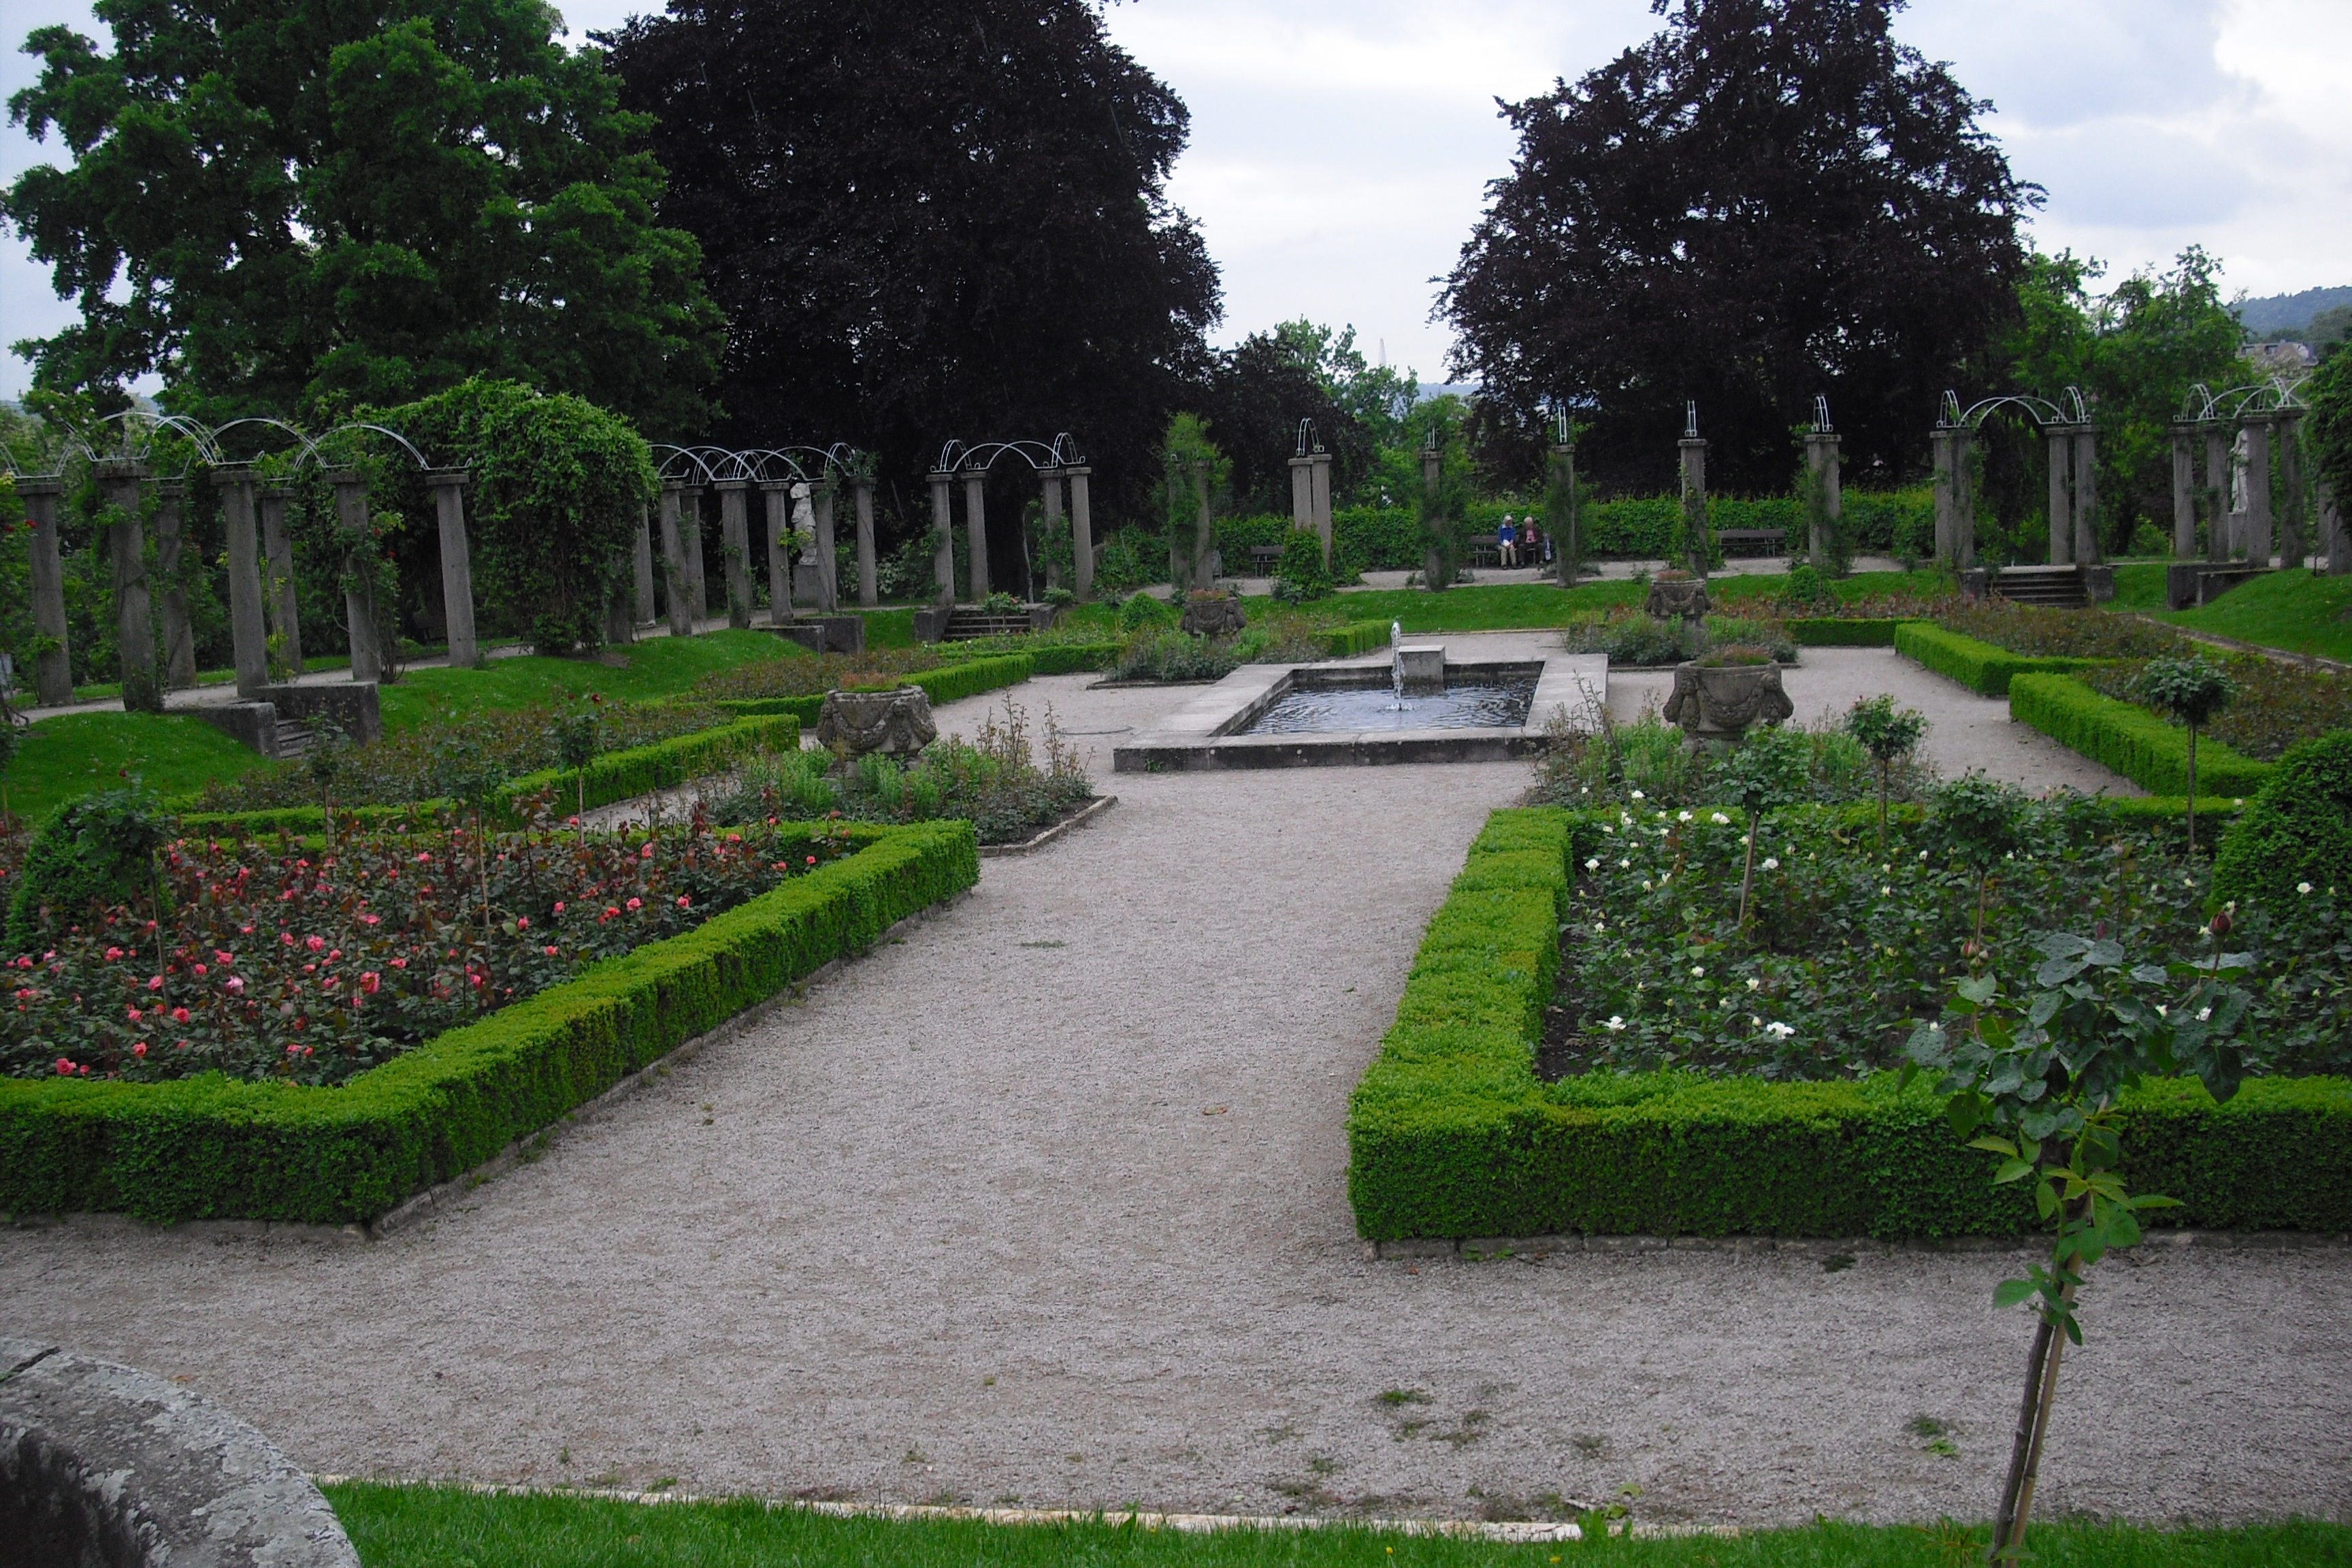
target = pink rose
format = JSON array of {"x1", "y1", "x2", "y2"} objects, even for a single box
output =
[
  {"x1": 360, "y1": 972, "x2": 381, "y2": 994},
  {"x1": 132, "y1": 1043, "x2": 147, "y2": 1058},
  {"x1": 225, "y1": 977, "x2": 246, "y2": 995}
]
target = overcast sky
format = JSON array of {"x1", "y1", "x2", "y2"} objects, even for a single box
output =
[{"x1": 4, "y1": 0, "x2": 2347, "y2": 399}]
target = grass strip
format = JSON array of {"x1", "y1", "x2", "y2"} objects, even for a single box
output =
[
  {"x1": 1891, "y1": 621, "x2": 2112, "y2": 696},
  {"x1": 2153, "y1": 568, "x2": 2352, "y2": 664},
  {"x1": 2008, "y1": 674, "x2": 2274, "y2": 798},
  {"x1": 10, "y1": 711, "x2": 275, "y2": 825},
  {"x1": 0, "y1": 818, "x2": 976, "y2": 1225},
  {"x1": 376, "y1": 631, "x2": 800, "y2": 732},
  {"x1": 1344, "y1": 805, "x2": 2352, "y2": 1243},
  {"x1": 319, "y1": 1482, "x2": 2352, "y2": 1567}
]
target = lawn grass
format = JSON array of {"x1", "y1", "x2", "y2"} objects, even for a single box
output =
[
  {"x1": 1320, "y1": 570, "x2": 1946, "y2": 634},
  {"x1": 2106, "y1": 561, "x2": 2171, "y2": 611},
  {"x1": 2151, "y1": 569, "x2": 2352, "y2": 663},
  {"x1": 376, "y1": 630, "x2": 801, "y2": 732},
  {"x1": 10, "y1": 710, "x2": 274, "y2": 824},
  {"x1": 319, "y1": 1483, "x2": 2350, "y2": 1568}
]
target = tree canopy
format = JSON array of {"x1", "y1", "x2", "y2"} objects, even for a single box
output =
[
  {"x1": 605, "y1": 0, "x2": 1221, "y2": 535},
  {"x1": 1441, "y1": 0, "x2": 2033, "y2": 495},
  {"x1": 4, "y1": 0, "x2": 723, "y2": 432}
]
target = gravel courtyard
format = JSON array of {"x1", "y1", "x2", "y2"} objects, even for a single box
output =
[{"x1": 3, "y1": 645, "x2": 2344, "y2": 1529}]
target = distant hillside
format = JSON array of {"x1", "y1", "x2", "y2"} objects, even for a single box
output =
[{"x1": 2235, "y1": 286, "x2": 2352, "y2": 334}]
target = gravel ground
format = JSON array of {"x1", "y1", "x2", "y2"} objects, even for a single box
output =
[{"x1": 5, "y1": 653, "x2": 2344, "y2": 1529}]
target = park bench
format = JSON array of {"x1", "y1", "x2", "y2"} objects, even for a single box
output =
[
  {"x1": 1716, "y1": 527, "x2": 1786, "y2": 556},
  {"x1": 1248, "y1": 544, "x2": 1284, "y2": 576}
]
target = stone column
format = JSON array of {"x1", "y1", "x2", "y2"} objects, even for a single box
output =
[
  {"x1": 658, "y1": 482, "x2": 694, "y2": 637},
  {"x1": 2321, "y1": 482, "x2": 2348, "y2": 576},
  {"x1": 2044, "y1": 425, "x2": 2074, "y2": 565},
  {"x1": 151, "y1": 481, "x2": 195, "y2": 689},
  {"x1": 2072, "y1": 425, "x2": 2100, "y2": 565},
  {"x1": 811, "y1": 481, "x2": 840, "y2": 612},
  {"x1": 1068, "y1": 466, "x2": 1094, "y2": 601},
  {"x1": 95, "y1": 460, "x2": 159, "y2": 710},
  {"x1": 962, "y1": 469, "x2": 990, "y2": 601},
  {"x1": 852, "y1": 476, "x2": 878, "y2": 608},
  {"x1": 928, "y1": 470, "x2": 956, "y2": 605},
  {"x1": 1038, "y1": 467, "x2": 1065, "y2": 592},
  {"x1": 1803, "y1": 428, "x2": 1842, "y2": 565},
  {"x1": 632, "y1": 504, "x2": 658, "y2": 626},
  {"x1": 2276, "y1": 409, "x2": 2306, "y2": 570},
  {"x1": 1309, "y1": 451, "x2": 1333, "y2": 568},
  {"x1": 327, "y1": 470, "x2": 382, "y2": 683},
  {"x1": 1191, "y1": 459, "x2": 1214, "y2": 587},
  {"x1": 760, "y1": 482, "x2": 795, "y2": 624},
  {"x1": 18, "y1": 477, "x2": 74, "y2": 706},
  {"x1": 425, "y1": 469, "x2": 478, "y2": 668},
  {"x1": 214, "y1": 468, "x2": 270, "y2": 698},
  {"x1": 259, "y1": 486, "x2": 303, "y2": 672},
  {"x1": 2204, "y1": 423, "x2": 2231, "y2": 561},
  {"x1": 680, "y1": 485, "x2": 710, "y2": 625},
  {"x1": 2242, "y1": 414, "x2": 2275, "y2": 566},
  {"x1": 1420, "y1": 441, "x2": 1446, "y2": 586},
  {"x1": 716, "y1": 478, "x2": 754, "y2": 629},
  {"x1": 1931, "y1": 427, "x2": 1959, "y2": 564},
  {"x1": 2170, "y1": 423, "x2": 2198, "y2": 559},
  {"x1": 1951, "y1": 429, "x2": 1976, "y2": 570},
  {"x1": 1290, "y1": 453, "x2": 1313, "y2": 536},
  {"x1": 1676, "y1": 434, "x2": 1709, "y2": 574},
  {"x1": 1551, "y1": 438, "x2": 1578, "y2": 586}
]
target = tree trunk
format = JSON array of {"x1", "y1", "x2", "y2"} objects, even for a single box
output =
[
  {"x1": 1876, "y1": 763, "x2": 1890, "y2": 858},
  {"x1": 1737, "y1": 810, "x2": 1759, "y2": 926},
  {"x1": 2186, "y1": 727, "x2": 2199, "y2": 854}
]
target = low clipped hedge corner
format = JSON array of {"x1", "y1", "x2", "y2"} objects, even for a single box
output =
[
  {"x1": 2010, "y1": 674, "x2": 2274, "y2": 799},
  {"x1": 1894, "y1": 621, "x2": 2113, "y2": 696},
  {"x1": 1345, "y1": 805, "x2": 2352, "y2": 1243},
  {"x1": 0, "y1": 818, "x2": 978, "y2": 1226},
  {"x1": 710, "y1": 654, "x2": 1041, "y2": 726},
  {"x1": 1027, "y1": 642, "x2": 1121, "y2": 675},
  {"x1": 1317, "y1": 621, "x2": 1392, "y2": 658},
  {"x1": 1787, "y1": 617, "x2": 1902, "y2": 647}
]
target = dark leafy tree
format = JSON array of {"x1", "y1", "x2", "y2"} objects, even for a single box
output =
[
  {"x1": 1441, "y1": 0, "x2": 2033, "y2": 495},
  {"x1": 606, "y1": 0, "x2": 1221, "y2": 563},
  {"x1": 4, "y1": 0, "x2": 722, "y2": 431},
  {"x1": 1196, "y1": 333, "x2": 1371, "y2": 514}
]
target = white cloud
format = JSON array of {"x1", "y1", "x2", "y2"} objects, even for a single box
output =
[{"x1": 5, "y1": 0, "x2": 2349, "y2": 399}]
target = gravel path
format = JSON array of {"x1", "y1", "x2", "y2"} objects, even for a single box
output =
[{"x1": 6, "y1": 653, "x2": 2344, "y2": 1529}]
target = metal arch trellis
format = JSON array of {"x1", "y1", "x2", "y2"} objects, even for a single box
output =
[
  {"x1": 933, "y1": 432, "x2": 1083, "y2": 474},
  {"x1": 1938, "y1": 386, "x2": 2091, "y2": 431},
  {"x1": 2178, "y1": 376, "x2": 2309, "y2": 423}
]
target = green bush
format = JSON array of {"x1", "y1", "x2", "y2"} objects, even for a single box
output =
[
  {"x1": 1119, "y1": 592, "x2": 1176, "y2": 632},
  {"x1": 1026, "y1": 642, "x2": 1120, "y2": 675},
  {"x1": 1345, "y1": 805, "x2": 2352, "y2": 1241},
  {"x1": 2214, "y1": 731, "x2": 2352, "y2": 911},
  {"x1": 0, "y1": 819, "x2": 978, "y2": 1224},
  {"x1": 1270, "y1": 530, "x2": 1333, "y2": 603},
  {"x1": 1788, "y1": 618, "x2": 1901, "y2": 647},
  {"x1": 4, "y1": 789, "x2": 170, "y2": 953},
  {"x1": 2008, "y1": 674, "x2": 2273, "y2": 798},
  {"x1": 1314, "y1": 621, "x2": 1390, "y2": 658},
  {"x1": 1894, "y1": 621, "x2": 2110, "y2": 696}
]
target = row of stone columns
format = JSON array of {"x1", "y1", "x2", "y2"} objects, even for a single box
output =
[
  {"x1": 923, "y1": 465, "x2": 1092, "y2": 606},
  {"x1": 2041, "y1": 423, "x2": 2101, "y2": 565},
  {"x1": 1931, "y1": 425, "x2": 1977, "y2": 569},
  {"x1": 2170, "y1": 410, "x2": 2319, "y2": 568},
  {"x1": 12, "y1": 462, "x2": 472, "y2": 710},
  {"x1": 644, "y1": 474, "x2": 880, "y2": 634},
  {"x1": 1288, "y1": 446, "x2": 1333, "y2": 566}
]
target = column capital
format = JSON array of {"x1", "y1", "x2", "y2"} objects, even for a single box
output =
[
  {"x1": 210, "y1": 466, "x2": 261, "y2": 489},
  {"x1": 713, "y1": 477, "x2": 751, "y2": 492},
  {"x1": 14, "y1": 474, "x2": 65, "y2": 497},
  {"x1": 757, "y1": 479, "x2": 794, "y2": 493},
  {"x1": 92, "y1": 457, "x2": 148, "y2": 480},
  {"x1": 324, "y1": 469, "x2": 367, "y2": 488},
  {"x1": 1063, "y1": 464, "x2": 1092, "y2": 478},
  {"x1": 424, "y1": 467, "x2": 469, "y2": 489}
]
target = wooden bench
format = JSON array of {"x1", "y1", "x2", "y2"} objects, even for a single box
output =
[
  {"x1": 1716, "y1": 528, "x2": 1787, "y2": 557},
  {"x1": 1248, "y1": 544, "x2": 1284, "y2": 576}
]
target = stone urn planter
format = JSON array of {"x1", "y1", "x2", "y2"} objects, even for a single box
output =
[
  {"x1": 1643, "y1": 575, "x2": 1712, "y2": 623},
  {"x1": 815, "y1": 686, "x2": 937, "y2": 760},
  {"x1": 1663, "y1": 659, "x2": 1793, "y2": 741},
  {"x1": 1179, "y1": 591, "x2": 1247, "y2": 638}
]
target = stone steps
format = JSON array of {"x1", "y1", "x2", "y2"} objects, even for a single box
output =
[{"x1": 1993, "y1": 566, "x2": 2088, "y2": 608}]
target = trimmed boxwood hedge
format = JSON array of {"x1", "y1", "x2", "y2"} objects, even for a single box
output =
[
  {"x1": 2009, "y1": 674, "x2": 2274, "y2": 799},
  {"x1": 1893, "y1": 621, "x2": 2111, "y2": 696},
  {"x1": 1316, "y1": 621, "x2": 1391, "y2": 657},
  {"x1": 1345, "y1": 804, "x2": 2352, "y2": 1241},
  {"x1": 0, "y1": 818, "x2": 977, "y2": 1226},
  {"x1": 176, "y1": 715, "x2": 803, "y2": 836},
  {"x1": 710, "y1": 653, "x2": 1041, "y2": 727},
  {"x1": 1787, "y1": 617, "x2": 1902, "y2": 647}
]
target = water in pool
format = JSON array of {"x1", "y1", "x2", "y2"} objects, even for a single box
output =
[{"x1": 1241, "y1": 676, "x2": 1537, "y2": 735}]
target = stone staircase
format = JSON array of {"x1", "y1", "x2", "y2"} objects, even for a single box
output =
[
  {"x1": 272, "y1": 719, "x2": 316, "y2": 760},
  {"x1": 943, "y1": 609, "x2": 1034, "y2": 641},
  {"x1": 1993, "y1": 565, "x2": 2088, "y2": 608}
]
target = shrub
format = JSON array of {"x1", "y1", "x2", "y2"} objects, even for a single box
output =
[
  {"x1": 2213, "y1": 732, "x2": 2352, "y2": 912},
  {"x1": 1895, "y1": 621, "x2": 2106, "y2": 697},
  {"x1": 1115, "y1": 630, "x2": 1235, "y2": 683},
  {"x1": 1270, "y1": 530, "x2": 1333, "y2": 604},
  {"x1": 2008, "y1": 674, "x2": 2272, "y2": 798},
  {"x1": 1118, "y1": 592, "x2": 1175, "y2": 632},
  {"x1": 1529, "y1": 708, "x2": 1929, "y2": 812},
  {"x1": 4, "y1": 789, "x2": 169, "y2": 954}
]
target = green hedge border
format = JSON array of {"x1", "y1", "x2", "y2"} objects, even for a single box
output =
[
  {"x1": 1788, "y1": 617, "x2": 1901, "y2": 647},
  {"x1": 0, "y1": 819, "x2": 978, "y2": 1226},
  {"x1": 1345, "y1": 804, "x2": 2352, "y2": 1241},
  {"x1": 710, "y1": 653, "x2": 1041, "y2": 725},
  {"x1": 176, "y1": 715, "x2": 802, "y2": 836},
  {"x1": 1316, "y1": 621, "x2": 1391, "y2": 657},
  {"x1": 2009, "y1": 673, "x2": 2274, "y2": 798},
  {"x1": 1893, "y1": 621, "x2": 2114, "y2": 696}
]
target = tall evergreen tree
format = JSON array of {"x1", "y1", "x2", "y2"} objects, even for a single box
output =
[
  {"x1": 5, "y1": 0, "x2": 722, "y2": 431},
  {"x1": 605, "y1": 0, "x2": 1220, "y2": 535},
  {"x1": 1441, "y1": 0, "x2": 2033, "y2": 494}
]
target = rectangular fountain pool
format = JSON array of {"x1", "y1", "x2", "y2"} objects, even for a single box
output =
[{"x1": 1239, "y1": 674, "x2": 1537, "y2": 735}]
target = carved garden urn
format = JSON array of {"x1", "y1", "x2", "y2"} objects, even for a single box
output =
[
  {"x1": 1179, "y1": 591, "x2": 1247, "y2": 638},
  {"x1": 815, "y1": 685, "x2": 937, "y2": 760},
  {"x1": 1643, "y1": 575, "x2": 1711, "y2": 623},
  {"x1": 1662, "y1": 660, "x2": 1793, "y2": 742}
]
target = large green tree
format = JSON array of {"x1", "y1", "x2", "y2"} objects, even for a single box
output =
[
  {"x1": 1441, "y1": 0, "x2": 2032, "y2": 495},
  {"x1": 4, "y1": 0, "x2": 723, "y2": 433},
  {"x1": 604, "y1": 0, "x2": 1220, "y2": 570}
]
